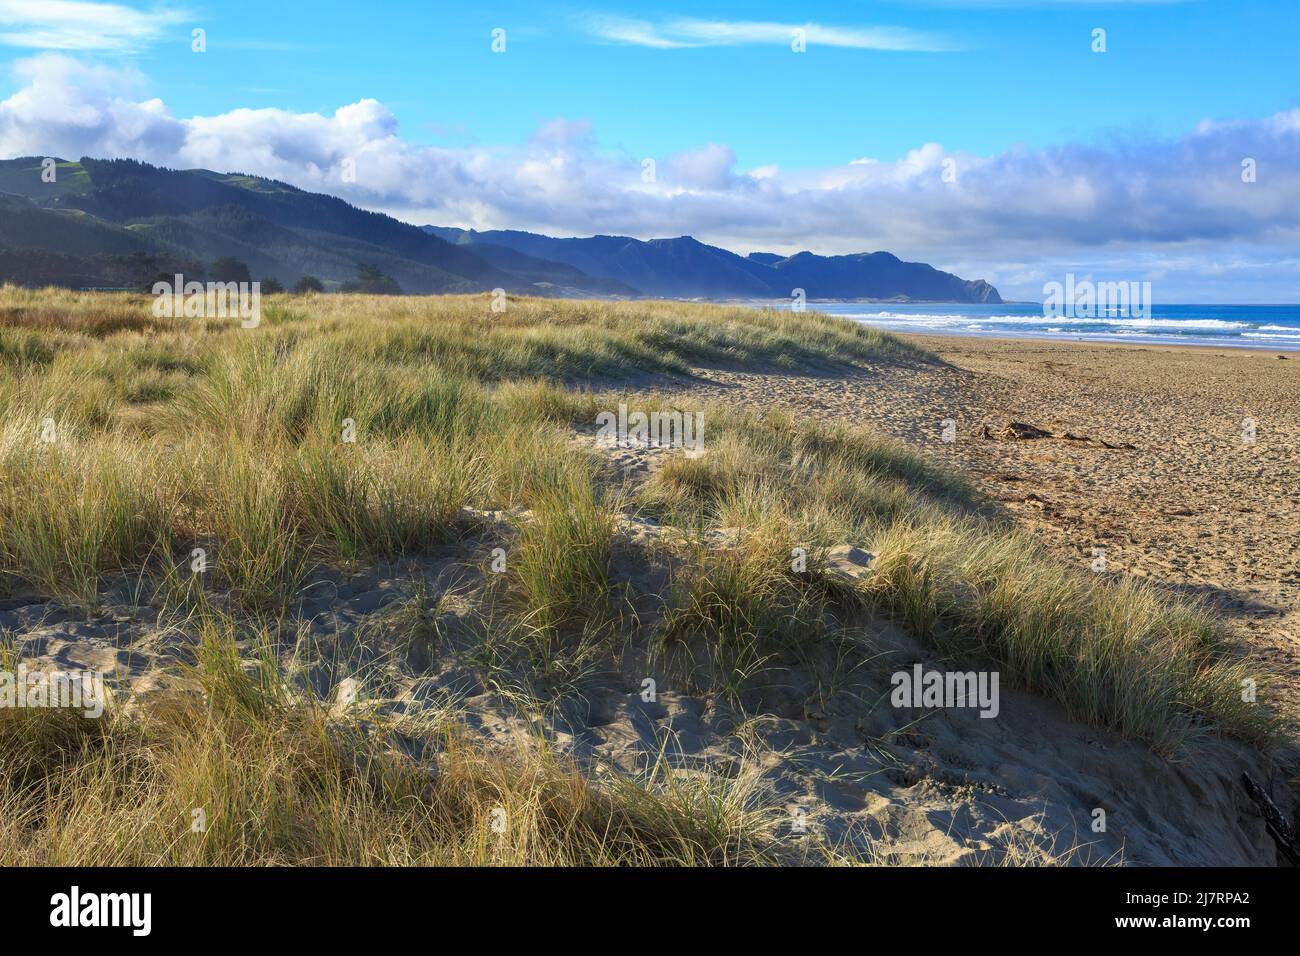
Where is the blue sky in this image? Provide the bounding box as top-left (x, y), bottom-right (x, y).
top-left (130, 1), bottom-right (1297, 167)
top-left (0, 0), bottom-right (1298, 301)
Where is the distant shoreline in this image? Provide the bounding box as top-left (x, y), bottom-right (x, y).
top-left (746, 300), bottom-right (1300, 353)
top-left (900, 330), bottom-right (1300, 355)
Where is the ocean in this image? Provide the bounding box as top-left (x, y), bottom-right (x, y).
top-left (749, 302), bottom-right (1300, 351)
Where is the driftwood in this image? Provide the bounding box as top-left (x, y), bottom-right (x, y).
top-left (1242, 772), bottom-right (1300, 866)
top-left (979, 420), bottom-right (1139, 449)
top-left (1001, 421), bottom-right (1054, 440)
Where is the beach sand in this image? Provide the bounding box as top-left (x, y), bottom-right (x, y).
top-left (6, 331), bottom-right (1295, 865)
top-left (676, 336), bottom-right (1300, 728)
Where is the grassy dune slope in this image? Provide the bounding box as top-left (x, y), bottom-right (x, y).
top-left (0, 287), bottom-right (1277, 865)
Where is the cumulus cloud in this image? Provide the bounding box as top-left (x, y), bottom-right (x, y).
top-left (664, 143), bottom-right (737, 191)
top-left (0, 54), bottom-right (180, 156)
top-left (0, 1), bottom-right (188, 53)
top-left (2, 54), bottom-right (1298, 299)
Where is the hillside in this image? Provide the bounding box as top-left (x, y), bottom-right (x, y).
top-left (0, 157), bottom-right (617, 296)
top-left (0, 156), bottom-right (1001, 302)
top-left (428, 226), bottom-right (1002, 303)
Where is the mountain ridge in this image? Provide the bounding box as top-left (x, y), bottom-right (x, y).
top-left (426, 226), bottom-right (1002, 303)
top-left (0, 156), bottom-right (1000, 303)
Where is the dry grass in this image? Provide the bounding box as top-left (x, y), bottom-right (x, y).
top-left (0, 612), bottom-right (775, 866)
top-left (0, 285), bottom-right (1279, 865)
top-left (636, 405), bottom-right (1276, 752)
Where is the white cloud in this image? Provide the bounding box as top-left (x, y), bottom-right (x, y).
top-left (579, 15), bottom-right (956, 52)
top-left (0, 1), bottom-right (188, 52)
top-left (0, 54), bottom-right (178, 156)
top-left (664, 143), bottom-right (736, 191)
top-left (2, 54), bottom-right (1299, 300)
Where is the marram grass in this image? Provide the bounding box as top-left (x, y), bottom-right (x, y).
top-left (0, 287), bottom-right (1280, 865)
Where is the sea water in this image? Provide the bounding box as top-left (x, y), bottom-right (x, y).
top-left (747, 301), bottom-right (1300, 351)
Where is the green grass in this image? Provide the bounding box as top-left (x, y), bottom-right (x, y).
top-left (0, 285), bottom-right (1280, 865)
top-left (510, 469), bottom-right (618, 634)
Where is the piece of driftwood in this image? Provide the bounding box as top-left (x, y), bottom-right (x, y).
top-left (1242, 772), bottom-right (1300, 866)
top-left (1001, 421), bottom-right (1054, 440)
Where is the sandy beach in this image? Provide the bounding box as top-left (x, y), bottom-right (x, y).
top-left (678, 336), bottom-right (1300, 727)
